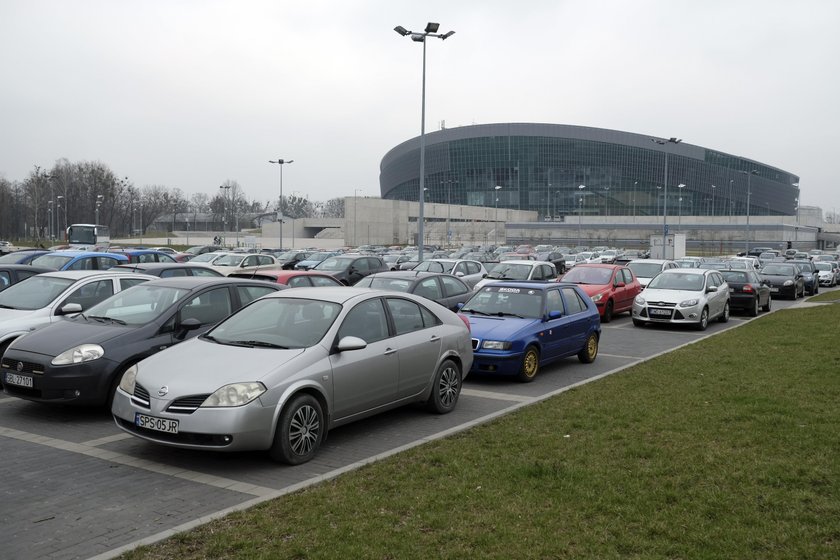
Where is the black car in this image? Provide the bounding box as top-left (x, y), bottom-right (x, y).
top-left (0, 264), bottom-right (54, 292)
top-left (788, 260), bottom-right (819, 295)
top-left (536, 251), bottom-right (567, 274)
top-left (759, 263), bottom-right (805, 299)
top-left (273, 250), bottom-right (314, 270)
top-left (720, 269), bottom-right (771, 316)
top-left (0, 250), bottom-right (50, 264)
top-left (110, 262), bottom-right (224, 277)
top-left (354, 271), bottom-right (473, 311)
top-left (0, 277), bottom-right (284, 407)
top-left (312, 254), bottom-right (388, 285)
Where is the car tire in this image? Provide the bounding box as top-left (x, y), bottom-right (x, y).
top-left (517, 346), bottom-right (540, 383)
top-left (269, 393), bottom-right (324, 465)
top-left (762, 296), bottom-right (771, 312)
top-left (695, 307), bottom-right (709, 331)
top-left (632, 319), bottom-right (645, 327)
top-left (578, 333), bottom-right (599, 363)
top-left (748, 297), bottom-right (759, 317)
top-left (718, 301), bottom-right (730, 323)
top-left (426, 359), bottom-right (461, 414)
top-left (602, 300), bottom-right (614, 323)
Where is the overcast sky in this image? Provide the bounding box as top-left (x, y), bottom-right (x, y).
top-left (2, 0), bottom-right (838, 211)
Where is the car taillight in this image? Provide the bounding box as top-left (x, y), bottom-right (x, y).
top-left (742, 284), bottom-right (754, 293)
top-left (458, 314), bottom-right (471, 332)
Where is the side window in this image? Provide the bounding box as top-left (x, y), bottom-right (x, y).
top-left (311, 276), bottom-right (339, 287)
top-left (385, 298), bottom-right (425, 335)
top-left (159, 254), bottom-right (176, 263)
top-left (453, 263), bottom-right (467, 276)
top-left (68, 258), bottom-right (93, 271)
top-left (139, 254), bottom-right (154, 263)
top-left (180, 287), bottom-right (232, 325)
top-left (0, 271), bottom-right (10, 288)
top-left (287, 276), bottom-right (312, 288)
top-left (17, 271), bottom-right (39, 282)
top-left (191, 267), bottom-right (219, 277)
top-left (120, 277), bottom-right (149, 290)
top-left (530, 266), bottom-right (543, 280)
top-left (414, 277), bottom-right (443, 300)
top-left (440, 276), bottom-right (468, 297)
top-left (161, 268), bottom-right (188, 278)
top-left (258, 256), bottom-right (273, 266)
top-left (98, 257), bottom-right (120, 270)
top-left (544, 265), bottom-right (556, 279)
top-left (561, 287), bottom-right (586, 314)
top-left (420, 304), bottom-right (442, 327)
top-left (337, 298), bottom-right (389, 343)
top-left (244, 256), bottom-right (258, 267)
top-left (546, 289), bottom-right (565, 314)
top-left (236, 285), bottom-right (276, 305)
top-left (466, 262), bottom-right (481, 275)
top-left (61, 279), bottom-right (114, 309)
top-left (621, 268), bottom-right (634, 284)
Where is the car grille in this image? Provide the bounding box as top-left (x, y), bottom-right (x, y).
top-left (0, 359), bottom-right (44, 375)
top-left (167, 394), bottom-right (211, 414)
top-left (131, 383), bottom-right (151, 408)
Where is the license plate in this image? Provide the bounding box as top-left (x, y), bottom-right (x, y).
top-left (4, 371), bottom-right (33, 388)
top-left (135, 413), bottom-right (179, 434)
top-left (649, 308), bottom-right (672, 317)
top-left (770, 287), bottom-right (779, 293)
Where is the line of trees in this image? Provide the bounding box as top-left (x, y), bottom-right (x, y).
top-left (0, 159), bottom-right (347, 240)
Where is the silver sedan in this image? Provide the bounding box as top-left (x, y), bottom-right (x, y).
top-left (112, 287), bottom-right (473, 464)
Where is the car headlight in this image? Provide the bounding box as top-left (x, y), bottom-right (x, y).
top-left (118, 363), bottom-right (138, 394)
top-left (201, 382), bottom-right (266, 407)
top-left (481, 340), bottom-right (512, 350)
top-left (591, 292), bottom-right (605, 302)
top-left (679, 299), bottom-right (699, 307)
top-left (634, 295), bottom-right (646, 305)
top-left (783, 280), bottom-right (793, 286)
top-left (51, 344), bottom-right (104, 366)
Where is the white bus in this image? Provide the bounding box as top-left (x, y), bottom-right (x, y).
top-left (66, 224), bottom-right (111, 250)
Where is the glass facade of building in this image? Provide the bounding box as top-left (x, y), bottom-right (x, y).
top-left (380, 123), bottom-right (800, 220)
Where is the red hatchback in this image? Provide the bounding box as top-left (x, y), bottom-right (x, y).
top-left (228, 269), bottom-right (344, 288)
top-left (558, 264), bottom-right (642, 322)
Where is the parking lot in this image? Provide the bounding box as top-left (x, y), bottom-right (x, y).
top-left (0, 296), bottom-right (811, 560)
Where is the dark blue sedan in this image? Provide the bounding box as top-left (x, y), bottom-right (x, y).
top-left (458, 281), bottom-right (601, 382)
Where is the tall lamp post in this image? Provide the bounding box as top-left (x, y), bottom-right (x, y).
top-left (577, 184), bottom-right (586, 246)
top-left (494, 185), bottom-right (502, 246)
top-left (94, 194), bottom-right (104, 225)
top-left (219, 185), bottom-right (231, 236)
top-left (269, 158), bottom-right (294, 249)
top-left (442, 177), bottom-right (456, 246)
top-left (353, 188), bottom-right (363, 247)
top-left (710, 184), bottom-right (717, 217)
top-left (394, 22), bottom-right (455, 261)
top-left (677, 184), bottom-right (686, 229)
top-left (56, 195), bottom-right (64, 240)
top-left (47, 200), bottom-right (54, 240)
top-left (651, 137), bottom-right (682, 256)
top-left (632, 181), bottom-right (638, 222)
top-left (740, 169), bottom-right (758, 254)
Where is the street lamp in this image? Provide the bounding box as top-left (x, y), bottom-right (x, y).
top-left (740, 169), bottom-right (758, 254)
top-left (353, 188), bottom-right (363, 247)
top-left (632, 181), bottom-right (638, 222)
top-left (441, 177), bottom-right (456, 247)
top-left (728, 179), bottom-right (734, 223)
top-left (677, 184), bottom-right (686, 229)
top-left (577, 184), bottom-right (586, 246)
top-left (56, 195), bottom-right (64, 240)
top-left (47, 200), bottom-right (54, 240)
top-left (554, 191), bottom-right (561, 222)
top-left (268, 158), bottom-right (294, 249)
top-left (94, 194), bottom-right (104, 225)
top-left (494, 185), bottom-right (502, 246)
top-left (394, 22), bottom-right (455, 261)
top-left (219, 185), bottom-right (231, 235)
top-left (711, 184), bottom-right (717, 216)
top-left (651, 137), bottom-right (682, 256)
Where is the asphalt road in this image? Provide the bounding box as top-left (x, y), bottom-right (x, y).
top-left (0, 293), bottom-right (817, 560)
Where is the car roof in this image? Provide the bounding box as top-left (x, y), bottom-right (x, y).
top-left (569, 263), bottom-right (621, 270)
top-left (131, 276), bottom-right (285, 289)
top-left (112, 262), bottom-right (215, 271)
top-left (477, 280), bottom-right (562, 291)
top-left (36, 270), bottom-right (153, 280)
top-left (0, 264), bottom-right (55, 272)
top-left (260, 286), bottom-right (403, 304)
top-left (490, 259), bottom-right (547, 266)
top-left (39, 250), bottom-right (127, 258)
top-left (658, 268), bottom-right (708, 275)
top-left (365, 271), bottom-right (457, 282)
top-left (630, 258), bottom-right (672, 264)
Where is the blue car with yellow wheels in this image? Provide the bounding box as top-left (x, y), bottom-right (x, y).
top-left (458, 281), bottom-right (601, 382)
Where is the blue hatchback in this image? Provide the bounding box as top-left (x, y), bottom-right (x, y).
top-left (459, 281), bottom-right (601, 382)
top-left (29, 250), bottom-right (129, 271)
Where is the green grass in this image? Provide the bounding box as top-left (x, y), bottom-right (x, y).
top-left (122, 306), bottom-right (840, 560)
top-left (807, 290), bottom-right (840, 303)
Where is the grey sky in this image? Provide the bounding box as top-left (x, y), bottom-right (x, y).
top-left (1, 0), bottom-right (838, 211)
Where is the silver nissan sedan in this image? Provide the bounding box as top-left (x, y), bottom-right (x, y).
top-left (112, 287), bottom-right (473, 464)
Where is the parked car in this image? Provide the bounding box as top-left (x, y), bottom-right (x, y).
top-left (30, 250), bottom-right (129, 271)
top-left (112, 249), bottom-right (178, 264)
top-left (0, 271), bottom-right (153, 358)
top-left (111, 263), bottom-right (224, 278)
top-left (228, 269), bottom-right (343, 288)
top-left (1, 277), bottom-right (283, 407)
top-left (814, 261), bottom-right (838, 287)
top-left (632, 268), bottom-right (730, 330)
top-left (271, 250), bottom-right (315, 270)
top-left (0, 264), bottom-right (55, 292)
top-left (355, 271), bottom-right (472, 311)
top-left (294, 252), bottom-right (340, 270)
top-left (559, 264), bottom-right (642, 322)
top-left (759, 262), bottom-right (805, 299)
top-left (459, 281), bottom-right (601, 382)
top-left (313, 254), bottom-right (389, 285)
top-left (185, 245), bottom-right (224, 256)
top-left (111, 287), bottom-right (472, 464)
top-left (0, 241), bottom-right (15, 254)
top-left (411, 259), bottom-right (488, 289)
top-left (627, 259), bottom-right (679, 286)
top-left (535, 251), bottom-right (567, 274)
top-left (788, 260), bottom-right (819, 295)
top-left (719, 269), bottom-right (772, 316)
top-left (473, 260), bottom-right (557, 291)
top-left (0, 250), bottom-right (50, 264)
top-left (202, 253), bottom-right (280, 276)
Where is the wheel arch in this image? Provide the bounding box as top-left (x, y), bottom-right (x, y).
top-left (269, 383), bottom-right (331, 444)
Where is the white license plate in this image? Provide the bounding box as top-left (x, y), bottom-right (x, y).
top-left (770, 287), bottom-right (779, 293)
top-left (649, 308), bottom-right (672, 317)
top-left (4, 371), bottom-right (33, 388)
top-left (135, 413), bottom-right (179, 434)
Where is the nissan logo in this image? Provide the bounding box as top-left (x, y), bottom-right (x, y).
top-left (158, 386), bottom-right (169, 397)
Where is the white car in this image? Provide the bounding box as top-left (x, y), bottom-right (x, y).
top-left (203, 253), bottom-right (280, 276)
top-left (814, 261), bottom-right (838, 287)
top-left (473, 260), bottom-right (557, 291)
top-left (411, 259), bottom-right (488, 289)
top-left (564, 253), bottom-right (588, 269)
top-left (627, 259), bottom-right (679, 286)
top-left (0, 270), bottom-right (154, 358)
top-left (632, 268), bottom-right (730, 331)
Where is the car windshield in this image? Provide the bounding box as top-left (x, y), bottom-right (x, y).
top-left (721, 271), bottom-right (749, 283)
top-left (357, 277), bottom-right (413, 292)
top-left (207, 297), bottom-right (341, 349)
top-left (414, 261), bottom-right (455, 273)
top-left (647, 273), bottom-right (705, 291)
top-left (485, 263), bottom-right (532, 280)
top-left (675, 260), bottom-right (699, 268)
top-left (562, 267), bottom-right (613, 285)
top-left (190, 253), bottom-right (224, 263)
top-left (0, 275), bottom-right (75, 310)
top-left (315, 257), bottom-right (353, 271)
top-left (814, 262), bottom-right (832, 271)
top-left (83, 285), bottom-right (190, 325)
top-left (628, 262), bottom-right (666, 278)
top-left (30, 254), bottom-right (74, 269)
top-left (761, 265), bottom-right (796, 275)
top-left (462, 286), bottom-right (544, 319)
top-left (212, 254), bottom-right (247, 266)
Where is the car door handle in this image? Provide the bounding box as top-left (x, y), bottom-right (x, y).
top-left (384, 348), bottom-right (397, 355)
top-left (429, 335), bottom-right (440, 342)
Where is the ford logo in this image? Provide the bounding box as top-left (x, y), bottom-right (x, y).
top-left (158, 386), bottom-right (169, 397)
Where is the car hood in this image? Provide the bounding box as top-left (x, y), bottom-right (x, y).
top-left (9, 318), bottom-right (136, 356)
top-left (639, 288), bottom-right (703, 304)
top-left (133, 337), bottom-right (306, 395)
top-left (0, 308), bottom-right (49, 336)
top-left (461, 314), bottom-right (534, 339)
top-left (573, 283), bottom-right (610, 297)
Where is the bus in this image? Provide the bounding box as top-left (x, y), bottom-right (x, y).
top-left (66, 224), bottom-right (111, 250)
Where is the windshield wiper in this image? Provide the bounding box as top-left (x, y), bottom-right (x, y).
top-left (232, 340), bottom-right (289, 349)
top-left (461, 308), bottom-right (490, 316)
top-left (88, 315), bottom-right (127, 325)
top-left (0, 304), bottom-right (18, 309)
top-left (496, 311), bottom-right (524, 318)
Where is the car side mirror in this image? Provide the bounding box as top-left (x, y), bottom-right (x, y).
top-left (455, 271), bottom-right (464, 277)
top-left (175, 317), bottom-right (202, 340)
top-left (58, 303), bottom-right (83, 315)
top-left (337, 336), bottom-right (367, 352)
top-left (456, 302), bottom-right (465, 310)
top-left (706, 285), bottom-right (718, 293)
top-left (615, 281), bottom-right (626, 288)
top-left (547, 310), bottom-right (563, 320)
top-left (482, 273), bottom-right (488, 278)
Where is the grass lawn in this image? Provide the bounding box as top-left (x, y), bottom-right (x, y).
top-left (122, 305), bottom-right (840, 560)
top-left (807, 290), bottom-right (840, 303)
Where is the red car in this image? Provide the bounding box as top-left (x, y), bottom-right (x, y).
top-left (558, 264), bottom-right (642, 322)
top-left (228, 269), bottom-right (344, 288)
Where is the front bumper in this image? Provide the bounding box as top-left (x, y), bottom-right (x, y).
top-left (469, 349), bottom-right (525, 376)
top-left (632, 302), bottom-right (704, 325)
